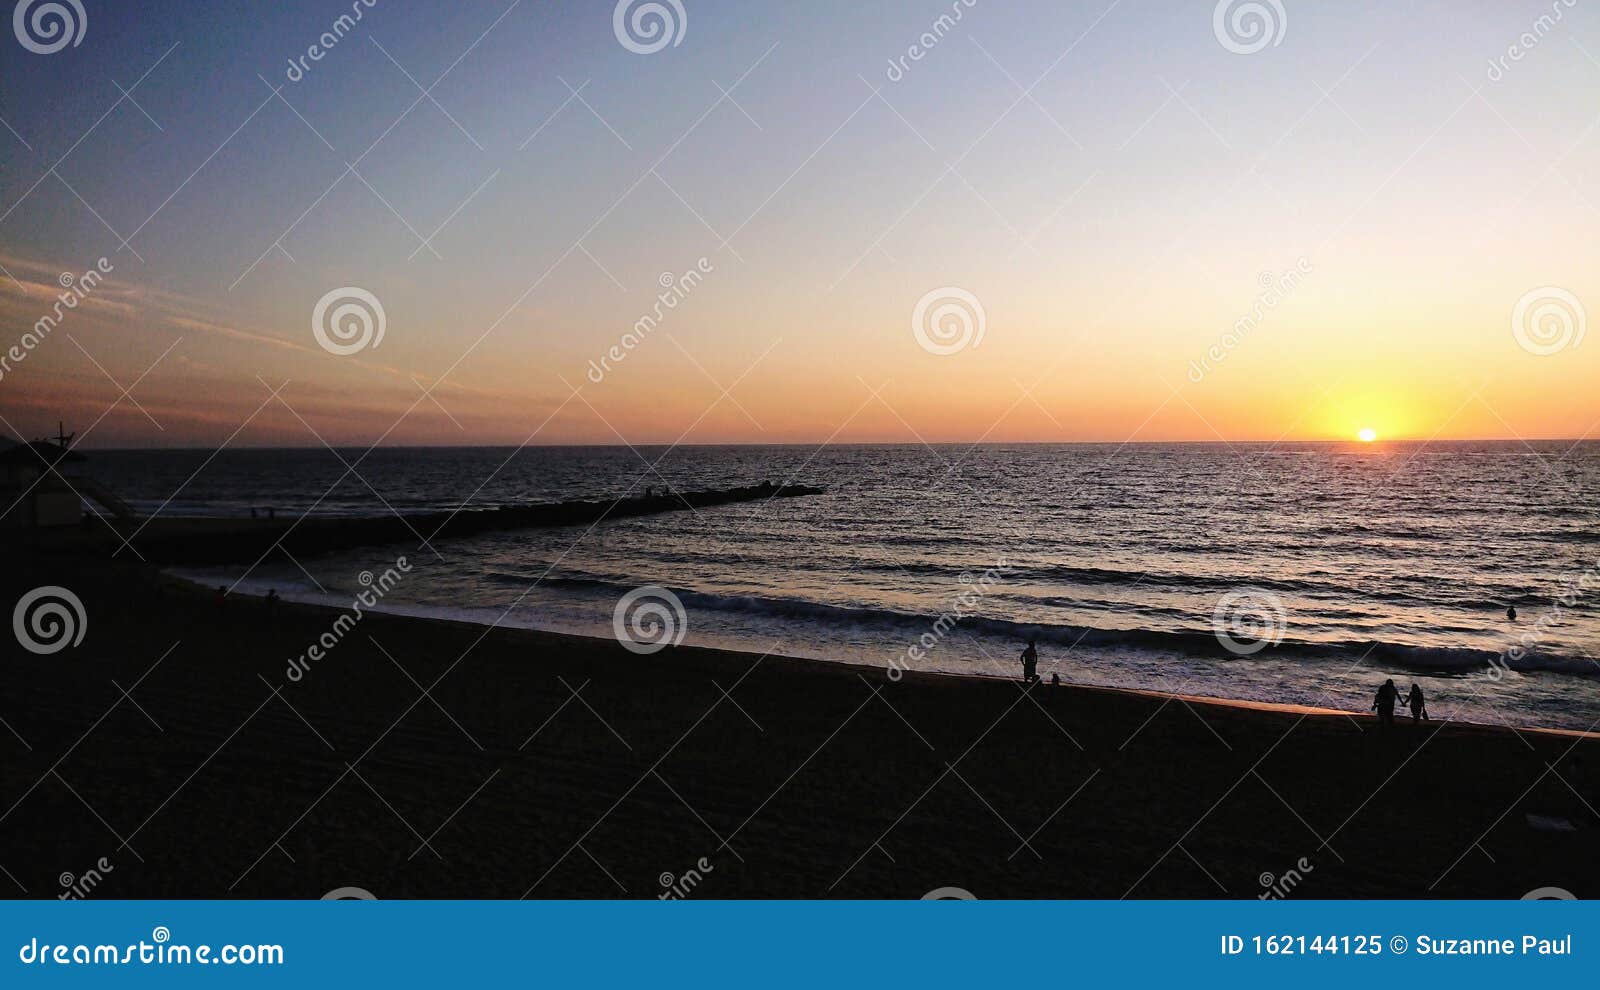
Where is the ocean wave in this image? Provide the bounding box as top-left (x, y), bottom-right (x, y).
top-left (496, 574), bottom-right (1600, 678)
top-left (492, 559), bottom-right (1583, 623)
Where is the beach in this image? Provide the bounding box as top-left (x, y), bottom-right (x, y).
top-left (3, 546), bottom-right (1595, 900)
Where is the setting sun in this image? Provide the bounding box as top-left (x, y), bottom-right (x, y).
top-left (1358, 428), bottom-right (1378, 443)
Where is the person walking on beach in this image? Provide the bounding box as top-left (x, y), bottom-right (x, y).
top-left (1403, 682), bottom-right (1428, 723)
top-left (1507, 605), bottom-right (1517, 621)
top-left (1019, 639), bottom-right (1039, 685)
top-left (1371, 678), bottom-right (1401, 730)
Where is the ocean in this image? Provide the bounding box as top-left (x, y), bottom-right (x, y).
top-left (87, 441), bottom-right (1600, 732)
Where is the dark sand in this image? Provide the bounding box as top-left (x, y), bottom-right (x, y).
top-left (2, 548), bottom-right (1596, 900)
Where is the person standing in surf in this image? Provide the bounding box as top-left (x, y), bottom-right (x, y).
top-left (1019, 639), bottom-right (1039, 685)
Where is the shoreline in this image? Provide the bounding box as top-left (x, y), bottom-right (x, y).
top-left (186, 570), bottom-right (1600, 742)
top-left (4, 546), bottom-right (1597, 898)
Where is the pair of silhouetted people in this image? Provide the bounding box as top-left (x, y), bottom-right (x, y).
top-left (1019, 639), bottom-right (1039, 684)
top-left (1372, 678), bottom-right (1428, 729)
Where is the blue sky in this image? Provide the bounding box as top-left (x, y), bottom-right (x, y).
top-left (2, 0), bottom-right (1598, 446)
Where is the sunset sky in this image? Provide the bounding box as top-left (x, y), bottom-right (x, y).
top-left (2, 0), bottom-right (1597, 447)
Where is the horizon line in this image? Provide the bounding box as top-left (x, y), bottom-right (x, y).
top-left (36, 436), bottom-right (1600, 453)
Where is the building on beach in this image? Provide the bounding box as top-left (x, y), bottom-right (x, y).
top-left (0, 438), bottom-right (133, 529)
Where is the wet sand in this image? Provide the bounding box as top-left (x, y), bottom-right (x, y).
top-left (2, 548), bottom-right (1596, 899)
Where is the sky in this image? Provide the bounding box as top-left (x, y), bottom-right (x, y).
top-left (1, 0), bottom-right (1597, 448)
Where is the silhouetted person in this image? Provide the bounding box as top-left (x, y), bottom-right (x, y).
top-left (214, 586), bottom-right (227, 611)
top-left (1051, 672), bottom-right (1061, 689)
top-left (250, 507), bottom-right (258, 519)
top-left (1403, 682), bottom-right (1428, 723)
top-left (1507, 605), bottom-right (1517, 621)
top-left (1371, 678), bottom-right (1401, 730)
top-left (1019, 639), bottom-right (1039, 684)
top-left (266, 506), bottom-right (276, 520)
top-left (265, 589), bottom-right (280, 614)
